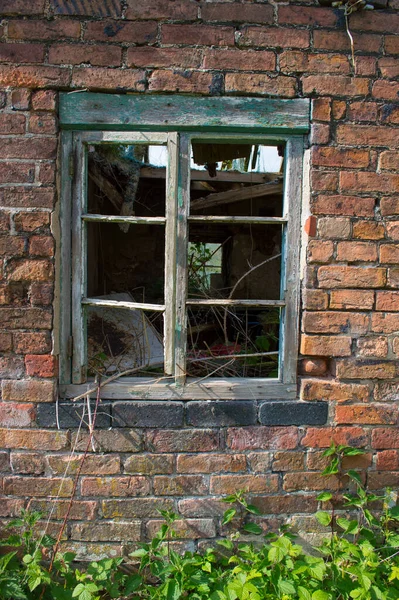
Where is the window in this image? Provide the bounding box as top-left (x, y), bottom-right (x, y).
top-left (58, 94), bottom-right (309, 400)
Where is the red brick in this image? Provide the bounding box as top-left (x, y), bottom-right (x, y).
top-left (0, 188), bottom-right (54, 209)
top-left (350, 10), bottom-right (399, 33)
top-left (0, 42), bottom-right (44, 63)
top-left (302, 426), bottom-right (368, 448)
top-left (238, 27), bottom-right (310, 49)
top-left (313, 30), bottom-right (381, 53)
top-left (380, 104), bottom-right (399, 125)
top-left (272, 452), bottom-right (304, 472)
top-left (336, 124), bottom-right (399, 147)
top-left (386, 36), bottom-right (399, 55)
top-left (102, 498), bottom-right (173, 519)
top-left (2, 378), bottom-right (52, 403)
top-left (381, 198), bottom-right (399, 217)
top-left (0, 236), bottom-right (25, 257)
top-left (283, 472), bottom-right (340, 492)
top-left (81, 476), bottom-right (150, 497)
top-left (226, 427), bottom-right (298, 450)
top-left (300, 379), bottom-right (370, 403)
top-left (355, 56), bottom-right (377, 77)
top-left (0, 332), bottom-right (12, 352)
top-left (0, 0), bottom-right (45, 15)
top-left (372, 428), bottom-right (399, 449)
top-left (0, 163), bottom-right (34, 184)
top-left (0, 64), bottom-right (69, 88)
top-left (14, 212), bottom-right (50, 233)
top-left (202, 3), bottom-right (273, 23)
top-left (317, 266), bottom-right (386, 289)
top-left (336, 241), bottom-right (377, 262)
top-left (300, 335), bottom-right (352, 357)
top-left (177, 453), bottom-right (246, 474)
top-left (211, 474), bottom-right (278, 494)
top-left (386, 222), bottom-right (399, 241)
top-left (372, 313), bottom-right (399, 334)
top-left (0, 428), bottom-right (68, 450)
top-left (10, 452), bottom-right (45, 475)
top-left (128, 47), bottom-right (202, 69)
top-left (0, 113), bottom-right (25, 134)
top-left (8, 19), bottom-right (80, 40)
top-left (0, 355), bottom-right (25, 378)
top-left (388, 268), bottom-right (399, 288)
top-left (154, 475), bottom-right (208, 495)
top-left (8, 259), bottom-right (53, 282)
top-left (393, 337), bottom-right (399, 355)
top-left (29, 236), bottom-right (54, 257)
top-left (47, 454), bottom-right (120, 475)
top-left (300, 358), bottom-right (328, 376)
top-left (378, 57), bottom-right (399, 79)
top-left (336, 404), bottom-right (397, 425)
top-left (52, 0), bottom-right (121, 17)
top-left (0, 137), bottom-right (57, 160)
top-left (31, 90), bottom-right (57, 111)
top-left (368, 472), bottom-right (399, 490)
top-left (73, 429), bottom-right (142, 453)
top-left (126, 0), bottom-right (197, 20)
top-left (162, 24), bottom-right (234, 46)
top-left (49, 44), bottom-right (122, 67)
top-left (178, 497), bottom-right (228, 518)
top-left (380, 244), bottom-right (399, 264)
top-left (279, 5), bottom-right (338, 26)
top-left (341, 171), bottom-right (399, 194)
top-left (302, 289), bottom-right (328, 310)
top-left (0, 498), bottom-right (25, 517)
top-left (124, 454), bottom-right (173, 475)
top-left (348, 101), bottom-right (378, 122)
top-left (313, 195), bottom-right (375, 217)
top-left (376, 450), bottom-right (399, 470)
top-left (330, 100), bottom-right (346, 120)
top-left (379, 151), bottom-right (399, 171)
top-left (10, 89), bottom-right (30, 111)
top-left (310, 123), bottom-right (330, 145)
top-left (4, 476), bottom-right (73, 497)
top-left (250, 494), bottom-right (318, 515)
top-left (0, 402), bottom-right (35, 427)
top-left (307, 240), bottom-right (333, 263)
top-left (72, 521), bottom-right (141, 542)
top-left (84, 20), bottom-right (157, 44)
top-left (311, 171), bottom-right (338, 192)
top-left (146, 518), bottom-right (216, 540)
top-left (357, 336), bottom-right (388, 357)
top-left (149, 70), bottom-right (214, 94)
top-left (312, 147), bottom-right (369, 168)
top-left (374, 381), bottom-right (399, 402)
top-left (312, 98), bottom-right (331, 122)
top-left (302, 75), bottom-right (369, 97)
top-left (30, 282), bottom-right (53, 305)
top-left (247, 452), bottom-right (272, 472)
top-left (0, 308), bottom-right (52, 329)
top-left (145, 429), bottom-right (219, 452)
top-left (0, 212), bottom-right (9, 232)
top-left (25, 354), bottom-right (57, 377)
top-left (376, 291), bottom-right (399, 311)
top-left (28, 114), bottom-right (57, 135)
top-left (72, 67), bottom-right (145, 92)
top-left (28, 499), bottom-right (97, 520)
top-left (317, 217), bottom-right (351, 239)
top-left (303, 311), bottom-right (369, 334)
top-left (281, 51), bottom-right (349, 74)
top-left (203, 49), bottom-right (275, 71)
top-left (353, 220), bottom-right (385, 240)
top-left (38, 163), bottom-right (56, 185)
top-left (225, 73), bottom-right (296, 97)
top-left (336, 359), bottom-right (397, 379)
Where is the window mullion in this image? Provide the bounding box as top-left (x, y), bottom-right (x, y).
top-left (174, 134), bottom-right (190, 385)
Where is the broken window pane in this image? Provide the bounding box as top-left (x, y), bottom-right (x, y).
top-left (86, 222), bottom-right (165, 304)
top-left (190, 143), bottom-right (283, 217)
top-left (86, 301), bottom-right (164, 378)
top-left (87, 144), bottom-right (167, 217)
top-left (187, 223), bottom-right (282, 301)
top-left (186, 306), bottom-right (280, 379)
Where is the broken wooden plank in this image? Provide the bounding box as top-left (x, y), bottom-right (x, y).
top-left (190, 181), bottom-right (283, 211)
top-left (188, 216), bottom-right (287, 224)
top-left (140, 166), bottom-right (277, 184)
top-left (88, 162), bottom-right (124, 212)
top-left (82, 214), bottom-right (166, 225)
top-left (82, 297), bottom-right (165, 312)
top-left (186, 299), bottom-right (285, 307)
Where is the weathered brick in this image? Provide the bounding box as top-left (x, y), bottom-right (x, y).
top-left (146, 518), bottom-right (216, 539)
top-left (0, 402), bottom-right (35, 427)
top-left (162, 24), bottom-right (234, 46)
top-left (124, 454), bottom-right (174, 475)
top-left (187, 401), bottom-right (256, 426)
top-left (300, 379), bottom-right (370, 403)
top-left (4, 476), bottom-right (73, 497)
top-left (355, 56), bottom-right (377, 77)
top-left (72, 67), bottom-right (145, 92)
top-left (272, 452), bottom-right (304, 472)
top-left (372, 313), bottom-right (399, 334)
top-left (335, 359), bottom-right (397, 379)
top-left (380, 244), bottom-right (399, 264)
top-left (29, 282), bottom-right (53, 306)
top-left (227, 427), bottom-right (298, 450)
top-left (300, 358), bottom-right (328, 376)
top-left (126, 0), bottom-right (197, 20)
top-left (37, 402), bottom-right (111, 429)
top-left (301, 335), bottom-right (351, 357)
top-left (8, 19), bottom-right (80, 40)
top-left (376, 291), bottom-right (399, 311)
top-left (225, 73), bottom-right (296, 97)
top-left (0, 236), bottom-right (25, 257)
top-left (0, 212), bottom-right (10, 233)
top-left (336, 241), bottom-right (378, 263)
top-left (284, 472), bottom-right (340, 492)
top-left (0, 332), bottom-right (12, 352)
top-left (317, 217), bottom-right (351, 239)
top-left (330, 290), bottom-right (374, 311)
top-left (378, 57), bottom-right (399, 78)
top-left (28, 115), bottom-right (57, 135)
top-left (149, 70), bottom-right (215, 94)
top-left (278, 5), bottom-right (338, 26)
top-left (388, 268), bottom-right (399, 288)
top-left (0, 428), bottom-right (68, 450)
top-left (0, 0), bottom-right (45, 15)
top-left (302, 426), bottom-right (368, 448)
top-left (52, 0), bottom-right (121, 17)
top-left (38, 163), bottom-right (56, 185)
top-left (379, 151), bottom-right (399, 171)
top-left (336, 124), bottom-right (399, 147)
top-left (128, 47), bottom-right (202, 69)
top-left (81, 476), bottom-right (150, 497)
top-left (47, 454), bottom-right (120, 475)
top-left (0, 138), bottom-right (57, 160)
top-left (0, 498), bottom-right (25, 517)
top-left (310, 123), bottom-right (330, 145)
top-left (372, 427), bottom-right (399, 449)
top-left (14, 212), bottom-right (50, 232)
top-left (350, 9), bottom-right (399, 32)
top-left (11, 452), bottom-right (45, 474)
top-left (178, 497), bottom-right (228, 517)
top-left (2, 378), bottom-right (55, 404)
top-left (28, 499), bottom-right (97, 520)
top-left (357, 336), bottom-right (388, 357)
top-left (0, 65), bottom-right (71, 88)
top-left (373, 381), bottom-right (399, 402)
top-left (307, 240), bottom-right (333, 263)
top-left (373, 80), bottom-right (399, 101)
top-left (49, 44), bottom-right (122, 67)
top-left (8, 259), bottom-right (53, 282)
top-left (281, 51), bottom-right (349, 74)
top-left (302, 75), bottom-right (369, 97)
top-left (31, 90), bottom-right (57, 111)
top-left (302, 289), bottom-right (329, 310)
top-left (238, 27), bottom-right (310, 49)
top-left (381, 198), bottom-right (399, 217)
top-left (0, 162), bottom-right (35, 183)
top-left (340, 171), bottom-right (399, 194)
top-left (247, 452), bottom-right (272, 473)
top-left (336, 404), bottom-right (397, 425)
top-left (84, 20), bottom-right (157, 43)
top-left (312, 98), bottom-right (331, 122)
top-left (72, 521), bottom-right (141, 542)
top-left (0, 113), bottom-right (26, 134)
top-left (313, 30), bottom-right (381, 53)
top-left (29, 236), bottom-right (54, 257)
top-left (177, 453), bottom-right (246, 474)
top-left (102, 498), bottom-right (174, 519)
top-left (376, 450), bottom-right (399, 470)
top-left (368, 472), bottom-right (399, 490)
top-left (145, 429), bottom-right (219, 453)
top-left (250, 494), bottom-right (318, 515)
top-left (385, 35), bottom-right (399, 55)
top-left (0, 355), bottom-right (24, 378)
top-left (318, 266), bottom-right (386, 289)
top-left (202, 49), bottom-right (275, 71)
top-left (303, 310), bottom-right (369, 334)
top-left (313, 195), bottom-right (375, 217)
top-left (72, 430), bottom-right (142, 453)
top-left (210, 474), bottom-right (278, 494)
top-left (0, 42), bottom-right (44, 63)
top-left (154, 475), bottom-right (208, 496)
top-left (0, 187), bottom-right (54, 209)
top-left (260, 401), bottom-right (328, 425)
top-left (312, 147), bottom-right (369, 168)
top-left (348, 101), bottom-right (378, 122)
top-left (353, 221), bottom-right (385, 240)
top-left (112, 402), bottom-right (183, 428)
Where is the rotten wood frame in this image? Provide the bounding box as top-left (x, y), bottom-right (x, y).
top-left (58, 94), bottom-right (309, 400)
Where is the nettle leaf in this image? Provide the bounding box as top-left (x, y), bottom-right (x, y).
top-left (246, 504), bottom-right (261, 515)
top-left (222, 509), bottom-right (236, 526)
top-left (298, 587), bottom-right (312, 600)
top-left (278, 580), bottom-right (296, 595)
top-left (315, 511), bottom-right (332, 527)
top-left (164, 579), bottom-right (181, 600)
top-left (312, 591), bottom-right (331, 600)
top-left (317, 493), bottom-right (333, 502)
top-left (343, 448), bottom-right (365, 456)
top-left (243, 523), bottom-right (263, 535)
top-left (347, 470), bottom-right (362, 485)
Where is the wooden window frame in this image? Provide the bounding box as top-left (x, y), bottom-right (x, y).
top-left (58, 93), bottom-right (310, 400)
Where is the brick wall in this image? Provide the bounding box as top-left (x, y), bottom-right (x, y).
top-left (0, 0), bottom-right (398, 558)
